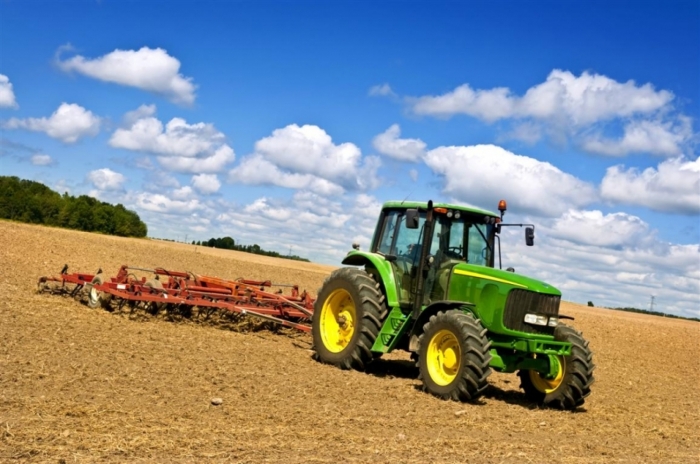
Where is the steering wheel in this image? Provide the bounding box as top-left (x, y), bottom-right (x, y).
top-left (445, 245), bottom-right (463, 259)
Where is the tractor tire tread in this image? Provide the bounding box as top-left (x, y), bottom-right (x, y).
top-left (518, 323), bottom-right (595, 410)
top-left (416, 310), bottom-right (491, 402)
top-left (312, 267), bottom-right (386, 371)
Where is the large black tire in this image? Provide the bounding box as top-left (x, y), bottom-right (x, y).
top-left (518, 323), bottom-right (595, 410)
top-left (312, 267), bottom-right (385, 370)
top-left (417, 310), bottom-right (492, 401)
top-left (85, 275), bottom-right (111, 309)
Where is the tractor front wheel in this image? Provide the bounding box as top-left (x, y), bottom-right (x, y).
top-left (312, 267), bottom-right (385, 370)
top-left (417, 310), bottom-right (492, 401)
top-left (518, 323), bottom-right (595, 410)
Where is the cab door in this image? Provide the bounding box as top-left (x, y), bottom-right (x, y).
top-left (375, 210), bottom-right (424, 306)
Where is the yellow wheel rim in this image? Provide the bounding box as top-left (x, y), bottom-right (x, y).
top-left (319, 288), bottom-right (356, 353)
top-left (426, 329), bottom-right (461, 386)
top-left (529, 356), bottom-right (566, 393)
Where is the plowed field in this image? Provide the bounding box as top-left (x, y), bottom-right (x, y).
top-left (1, 221), bottom-right (698, 463)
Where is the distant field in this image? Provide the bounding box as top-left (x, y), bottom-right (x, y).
top-left (1, 220), bottom-right (698, 463)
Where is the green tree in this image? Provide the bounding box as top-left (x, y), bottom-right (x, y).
top-left (0, 176), bottom-right (147, 238)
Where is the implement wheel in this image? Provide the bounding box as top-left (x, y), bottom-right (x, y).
top-left (85, 274), bottom-right (111, 309)
top-left (143, 279), bottom-right (165, 314)
top-left (312, 267), bottom-right (385, 370)
top-left (518, 323), bottom-right (595, 410)
top-left (417, 310), bottom-right (492, 401)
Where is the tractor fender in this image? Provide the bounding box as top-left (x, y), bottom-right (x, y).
top-left (341, 251), bottom-right (400, 309)
top-left (407, 300), bottom-right (477, 352)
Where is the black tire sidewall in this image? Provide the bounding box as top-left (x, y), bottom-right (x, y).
top-left (543, 324), bottom-right (582, 403)
top-left (520, 323), bottom-right (593, 408)
top-left (418, 316), bottom-right (467, 396)
top-left (312, 270), bottom-right (369, 365)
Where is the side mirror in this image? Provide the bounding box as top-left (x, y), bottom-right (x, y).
top-left (525, 227), bottom-right (535, 246)
top-left (405, 209), bottom-right (420, 229)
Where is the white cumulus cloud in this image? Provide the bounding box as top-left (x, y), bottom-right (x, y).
top-left (88, 168), bottom-right (126, 191)
top-left (582, 118), bottom-right (693, 157)
top-left (109, 105), bottom-right (235, 174)
top-left (412, 69), bottom-right (673, 124)
top-left (172, 185), bottom-right (195, 200)
top-left (157, 145), bottom-right (235, 174)
top-left (214, 193), bottom-right (383, 263)
top-left (3, 103), bottom-right (100, 143)
top-left (56, 46), bottom-right (196, 105)
top-left (30, 154), bottom-right (54, 166)
top-left (547, 210), bottom-right (652, 248)
top-left (408, 69), bottom-right (692, 157)
top-left (229, 124), bottom-right (380, 194)
top-left (424, 144), bottom-right (597, 217)
top-left (372, 124), bottom-right (426, 162)
top-left (0, 74), bottom-right (18, 108)
top-left (135, 192), bottom-right (203, 214)
top-left (230, 154), bottom-right (345, 196)
top-left (191, 173), bottom-right (221, 194)
top-left (600, 156), bottom-right (700, 215)
top-left (412, 84), bottom-right (515, 122)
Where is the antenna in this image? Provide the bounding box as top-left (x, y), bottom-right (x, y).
top-left (649, 295), bottom-right (656, 312)
top-left (400, 185), bottom-right (417, 205)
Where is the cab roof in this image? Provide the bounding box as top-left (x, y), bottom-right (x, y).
top-left (381, 200), bottom-right (499, 218)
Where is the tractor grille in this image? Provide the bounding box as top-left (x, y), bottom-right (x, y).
top-left (503, 289), bottom-right (560, 335)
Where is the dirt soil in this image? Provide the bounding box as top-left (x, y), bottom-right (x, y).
top-left (1, 221), bottom-right (699, 463)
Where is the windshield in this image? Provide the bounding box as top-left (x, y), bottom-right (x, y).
top-left (375, 208), bottom-right (495, 267)
top-left (432, 216), bottom-right (494, 267)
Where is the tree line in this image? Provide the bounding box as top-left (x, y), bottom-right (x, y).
top-left (0, 176), bottom-right (147, 237)
top-left (607, 306), bottom-right (699, 322)
top-left (194, 236), bottom-right (310, 262)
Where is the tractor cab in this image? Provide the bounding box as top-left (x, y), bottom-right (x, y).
top-left (372, 202), bottom-right (498, 307)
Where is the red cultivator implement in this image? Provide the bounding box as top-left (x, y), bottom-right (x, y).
top-left (38, 264), bottom-right (316, 332)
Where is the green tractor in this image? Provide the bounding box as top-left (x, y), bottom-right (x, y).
top-left (312, 200), bottom-right (594, 410)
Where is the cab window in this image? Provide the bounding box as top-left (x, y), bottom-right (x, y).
top-left (377, 210), bottom-right (400, 254)
top-left (465, 223), bottom-right (492, 266)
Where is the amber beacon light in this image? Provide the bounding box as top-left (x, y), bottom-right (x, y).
top-left (498, 199), bottom-right (507, 219)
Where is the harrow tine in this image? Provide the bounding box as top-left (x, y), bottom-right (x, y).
top-left (70, 284), bottom-right (83, 298)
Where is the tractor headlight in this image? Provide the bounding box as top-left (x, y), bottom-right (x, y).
top-left (524, 313), bottom-right (548, 326)
top-left (548, 316), bottom-right (559, 327)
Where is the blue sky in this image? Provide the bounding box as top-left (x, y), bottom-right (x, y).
top-left (1, 0), bottom-right (698, 316)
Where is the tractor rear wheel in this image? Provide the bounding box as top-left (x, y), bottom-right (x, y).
top-left (85, 274), bottom-right (111, 309)
top-left (312, 267), bottom-right (385, 370)
top-left (417, 310), bottom-right (492, 401)
top-left (518, 323), bottom-right (595, 410)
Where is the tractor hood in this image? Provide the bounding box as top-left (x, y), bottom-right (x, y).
top-left (451, 263), bottom-right (561, 296)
